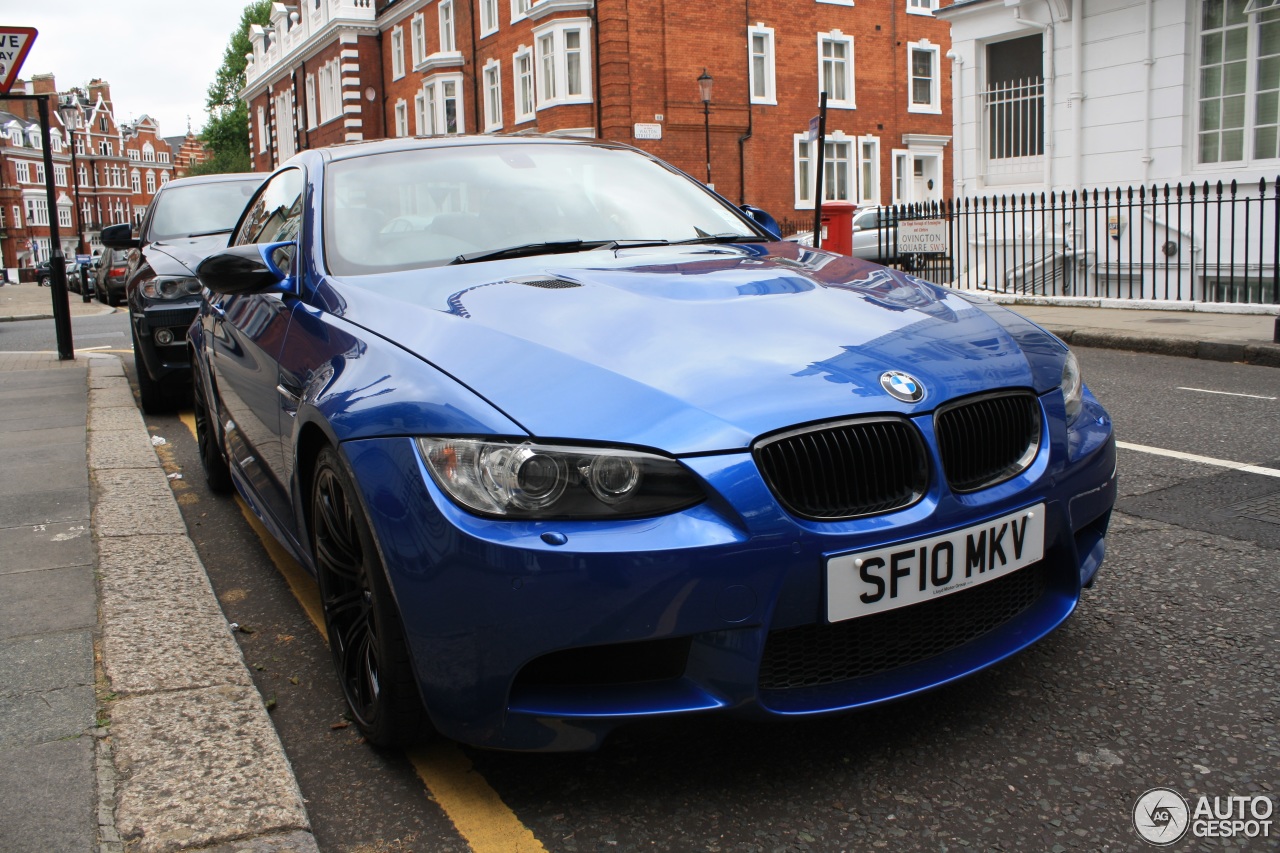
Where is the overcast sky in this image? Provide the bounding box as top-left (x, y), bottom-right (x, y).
top-left (4, 0), bottom-right (252, 138)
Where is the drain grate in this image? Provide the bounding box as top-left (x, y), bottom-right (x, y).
top-left (1229, 491), bottom-right (1280, 525)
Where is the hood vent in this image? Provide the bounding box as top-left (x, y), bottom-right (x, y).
top-left (508, 276), bottom-right (581, 289)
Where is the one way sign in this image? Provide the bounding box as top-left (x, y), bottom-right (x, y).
top-left (0, 27), bottom-right (37, 95)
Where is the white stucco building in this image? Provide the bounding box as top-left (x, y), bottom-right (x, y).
top-left (934, 0), bottom-right (1277, 302)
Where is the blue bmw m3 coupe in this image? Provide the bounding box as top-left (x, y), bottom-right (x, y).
top-left (190, 136), bottom-right (1116, 752)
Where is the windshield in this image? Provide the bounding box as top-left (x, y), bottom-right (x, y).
top-left (323, 143), bottom-right (760, 275)
top-left (146, 179), bottom-right (263, 242)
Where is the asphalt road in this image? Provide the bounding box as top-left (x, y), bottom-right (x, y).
top-left (12, 314), bottom-right (1279, 852)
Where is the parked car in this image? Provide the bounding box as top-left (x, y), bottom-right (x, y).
top-left (191, 136), bottom-right (1116, 752)
top-left (93, 248), bottom-right (130, 306)
top-left (787, 205), bottom-right (901, 262)
top-left (35, 258), bottom-right (80, 289)
top-left (101, 172), bottom-right (265, 413)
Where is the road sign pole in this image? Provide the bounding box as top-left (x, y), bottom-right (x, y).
top-left (35, 95), bottom-right (74, 359)
top-left (812, 92), bottom-right (828, 250)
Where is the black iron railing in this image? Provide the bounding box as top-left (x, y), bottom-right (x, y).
top-left (885, 178), bottom-right (1279, 304)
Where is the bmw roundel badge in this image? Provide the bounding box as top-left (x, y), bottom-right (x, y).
top-left (880, 371), bottom-right (925, 403)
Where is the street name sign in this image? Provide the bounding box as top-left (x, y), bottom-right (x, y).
top-left (0, 27), bottom-right (37, 95)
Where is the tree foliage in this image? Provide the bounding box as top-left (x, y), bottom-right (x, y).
top-left (193, 0), bottom-right (271, 175)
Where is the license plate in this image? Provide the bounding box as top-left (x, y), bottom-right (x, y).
top-left (826, 504), bottom-right (1046, 623)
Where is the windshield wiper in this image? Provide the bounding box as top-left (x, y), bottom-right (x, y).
top-left (670, 234), bottom-right (761, 245)
top-left (452, 240), bottom-right (599, 265)
top-left (186, 228), bottom-right (234, 238)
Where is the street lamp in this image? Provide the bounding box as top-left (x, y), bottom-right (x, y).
top-left (697, 69), bottom-right (713, 187)
top-left (56, 98), bottom-right (88, 300)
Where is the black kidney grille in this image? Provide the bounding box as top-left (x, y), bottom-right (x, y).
top-left (758, 563), bottom-right (1047, 692)
top-left (754, 418), bottom-right (928, 520)
top-left (935, 392), bottom-right (1041, 493)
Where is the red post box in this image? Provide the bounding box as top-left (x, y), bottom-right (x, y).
top-left (818, 201), bottom-right (857, 255)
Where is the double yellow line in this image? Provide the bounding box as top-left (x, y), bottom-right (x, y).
top-left (176, 413), bottom-right (546, 853)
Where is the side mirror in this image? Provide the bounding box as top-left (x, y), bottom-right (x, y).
top-left (196, 242), bottom-right (296, 296)
top-left (100, 223), bottom-right (139, 250)
top-left (739, 204), bottom-right (781, 240)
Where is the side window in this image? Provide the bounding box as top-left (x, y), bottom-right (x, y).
top-left (234, 168), bottom-right (305, 272)
top-left (853, 210), bottom-right (879, 231)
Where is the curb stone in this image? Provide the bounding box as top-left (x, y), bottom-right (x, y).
top-left (85, 355), bottom-right (318, 853)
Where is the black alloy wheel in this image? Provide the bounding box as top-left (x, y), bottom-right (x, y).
top-left (192, 366), bottom-right (233, 494)
top-left (312, 447), bottom-right (426, 747)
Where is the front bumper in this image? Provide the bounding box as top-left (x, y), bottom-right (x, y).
top-left (343, 391), bottom-right (1116, 751)
top-left (131, 300), bottom-right (200, 382)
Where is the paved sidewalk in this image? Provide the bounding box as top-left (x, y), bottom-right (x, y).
top-left (0, 279), bottom-right (1278, 852)
top-left (0, 350), bottom-right (318, 853)
top-left (0, 280), bottom-right (117, 322)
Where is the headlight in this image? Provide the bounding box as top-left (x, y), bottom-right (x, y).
top-left (417, 437), bottom-right (705, 519)
top-left (140, 276), bottom-right (202, 300)
top-left (1061, 350), bottom-right (1083, 420)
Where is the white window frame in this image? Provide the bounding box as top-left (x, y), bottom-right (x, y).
top-left (859, 136), bottom-right (880, 204)
top-left (892, 150), bottom-right (910, 204)
top-left (160, 172), bottom-right (169, 186)
top-left (907, 0), bottom-right (938, 14)
top-left (414, 91), bottom-right (428, 135)
top-left (1195, 0), bottom-right (1280, 167)
top-left (480, 0), bottom-right (499, 37)
top-left (391, 27), bottom-right (406, 80)
top-left (532, 19), bottom-right (593, 109)
top-left (160, 151), bottom-right (169, 164)
top-left (58, 203), bottom-right (72, 229)
top-left (748, 25), bottom-right (777, 106)
top-left (127, 148), bottom-right (140, 161)
top-left (275, 89), bottom-right (297, 161)
top-left (511, 0), bottom-right (532, 24)
top-left (411, 13), bottom-right (426, 67)
top-left (143, 142), bottom-right (155, 162)
top-left (258, 106), bottom-right (268, 152)
top-left (794, 134), bottom-right (813, 208)
top-left (907, 40), bottom-right (941, 114)
top-left (54, 165), bottom-right (67, 187)
top-left (318, 58), bottom-right (342, 124)
top-left (514, 47), bottom-right (535, 123)
top-left (35, 163), bottom-right (45, 184)
top-left (439, 0), bottom-right (456, 52)
top-left (131, 169), bottom-right (140, 193)
top-left (421, 74), bottom-right (466, 135)
top-left (483, 59), bottom-right (504, 132)
top-left (25, 197), bottom-right (49, 226)
top-left (15, 161), bottom-right (29, 183)
top-left (793, 131), bottom-right (854, 209)
top-left (146, 171), bottom-right (156, 194)
top-left (818, 31), bottom-right (856, 109)
top-left (306, 74), bottom-right (318, 128)
top-left (395, 99), bottom-right (410, 137)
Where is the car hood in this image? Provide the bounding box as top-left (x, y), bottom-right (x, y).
top-left (328, 243), bottom-right (1069, 453)
top-left (146, 233), bottom-right (232, 276)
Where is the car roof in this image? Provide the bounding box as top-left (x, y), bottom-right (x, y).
top-left (156, 172), bottom-right (266, 191)
top-left (316, 134), bottom-right (635, 164)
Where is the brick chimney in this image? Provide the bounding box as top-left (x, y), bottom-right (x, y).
top-left (88, 79), bottom-right (113, 111)
top-left (30, 73), bottom-right (57, 97)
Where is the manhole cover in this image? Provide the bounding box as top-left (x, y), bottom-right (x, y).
top-left (1229, 491), bottom-right (1280, 525)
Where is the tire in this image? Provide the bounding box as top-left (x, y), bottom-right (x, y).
top-left (312, 447), bottom-right (426, 747)
top-left (132, 329), bottom-right (187, 414)
top-left (38, 276), bottom-right (50, 287)
top-left (192, 365), bottom-right (233, 494)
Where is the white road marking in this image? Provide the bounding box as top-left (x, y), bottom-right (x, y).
top-left (1116, 441), bottom-right (1280, 478)
top-left (1176, 386), bottom-right (1277, 401)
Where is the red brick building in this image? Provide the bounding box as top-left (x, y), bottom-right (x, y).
top-left (243, 0), bottom-right (951, 222)
top-left (0, 76), bottom-right (182, 273)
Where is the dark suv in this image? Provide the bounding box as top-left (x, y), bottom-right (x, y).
top-left (93, 248), bottom-right (131, 305)
top-left (101, 172), bottom-right (264, 413)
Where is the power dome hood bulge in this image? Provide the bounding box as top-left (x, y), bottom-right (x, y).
top-left (330, 245), bottom-right (1069, 454)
